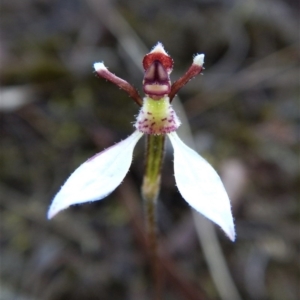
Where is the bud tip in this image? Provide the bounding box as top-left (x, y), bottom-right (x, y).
top-left (193, 54), bottom-right (205, 66)
top-left (151, 42), bottom-right (168, 55)
top-left (94, 62), bottom-right (107, 72)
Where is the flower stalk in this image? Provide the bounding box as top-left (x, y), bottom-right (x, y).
top-left (142, 134), bottom-right (165, 294)
top-left (142, 135), bottom-right (165, 203)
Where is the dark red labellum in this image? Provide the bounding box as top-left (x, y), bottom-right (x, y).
top-left (143, 60), bottom-right (171, 99)
top-left (143, 52), bottom-right (173, 74)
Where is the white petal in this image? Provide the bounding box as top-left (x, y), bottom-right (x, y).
top-left (168, 132), bottom-right (235, 241)
top-left (48, 130), bottom-right (143, 219)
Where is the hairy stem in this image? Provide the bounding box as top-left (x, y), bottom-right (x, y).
top-left (142, 134), bottom-right (165, 299)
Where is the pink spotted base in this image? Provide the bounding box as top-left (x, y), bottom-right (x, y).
top-left (135, 103), bottom-right (181, 135)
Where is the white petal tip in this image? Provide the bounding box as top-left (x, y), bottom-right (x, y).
top-left (219, 214), bottom-right (236, 242)
top-left (226, 226), bottom-right (236, 242)
top-left (47, 209), bottom-right (56, 220)
top-left (151, 42), bottom-right (167, 55)
top-left (193, 54), bottom-right (205, 66)
top-left (47, 198), bottom-right (67, 219)
top-left (94, 62), bottom-right (107, 72)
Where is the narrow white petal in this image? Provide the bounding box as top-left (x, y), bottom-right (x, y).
top-left (168, 132), bottom-right (235, 241)
top-left (48, 131), bottom-right (143, 219)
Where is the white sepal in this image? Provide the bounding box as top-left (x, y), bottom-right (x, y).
top-left (47, 130), bottom-right (143, 219)
top-left (168, 132), bottom-right (235, 241)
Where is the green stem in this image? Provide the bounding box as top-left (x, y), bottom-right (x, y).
top-left (142, 134), bottom-right (165, 299)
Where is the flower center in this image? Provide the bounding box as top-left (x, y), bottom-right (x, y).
top-left (135, 96), bottom-right (181, 135)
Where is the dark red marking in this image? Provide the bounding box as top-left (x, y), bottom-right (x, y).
top-left (143, 52), bottom-right (173, 73)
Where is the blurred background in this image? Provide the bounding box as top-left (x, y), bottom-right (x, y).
top-left (0, 0), bottom-right (299, 299)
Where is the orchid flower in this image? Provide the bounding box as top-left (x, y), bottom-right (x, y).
top-left (47, 43), bottom-right (235, 241)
